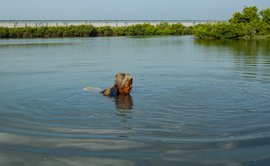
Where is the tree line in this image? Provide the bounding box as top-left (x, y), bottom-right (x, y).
top-left (193, 6), bottom-right (270, 39)
top-left (0, 23), bottom-right (192, 39)
top-left (1, 6), bottom-right (269, 40)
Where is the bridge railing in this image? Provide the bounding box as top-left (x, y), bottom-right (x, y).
top-left (0, 20), bottom-right (228, 28)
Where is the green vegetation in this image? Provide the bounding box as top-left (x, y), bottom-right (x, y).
top-left (113, 23), bottom-right (192, 36)
top-left (1, 6), bottom-right (269, 40)
top-left (193, 6), bottom-right (270, 39)
top-left (1, 25), bottom-right (98, 38)
top-left (0, 23), bottom-right (192, 39)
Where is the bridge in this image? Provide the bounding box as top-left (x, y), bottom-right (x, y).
top-left (0, 20), bottom-right (227, 28)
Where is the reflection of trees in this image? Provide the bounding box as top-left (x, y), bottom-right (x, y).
top-left (194, 39), bottom-right (270, 66)
top-left (194, 39), bottom-right (270, 82)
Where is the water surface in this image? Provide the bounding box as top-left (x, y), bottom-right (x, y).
top-left (0, 36), bottom-right (270, 165)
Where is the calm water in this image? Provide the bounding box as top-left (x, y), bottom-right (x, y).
top-left (0, 36), bottom-right (270, 166)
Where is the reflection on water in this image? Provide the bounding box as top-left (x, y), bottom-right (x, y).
top-left (115, 95), bottom-right (133, 111)
top-left (194, 39), bottom-right (270, 57)
top-left (0, 37), bottom-right (270, 165)
top-left (194, 39), bottom-right (270, 83)
top-left (194, 39), bottom-right (270, 67)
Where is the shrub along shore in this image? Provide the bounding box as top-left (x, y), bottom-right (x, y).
top-left (0, 6), bottom-right (269, 40)
top-left (0, 23), bottom-right (192, 38)
top-left (193, 6), bottom-right (270, 39)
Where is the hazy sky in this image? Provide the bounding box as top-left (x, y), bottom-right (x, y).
top-left (1, 0), bottom-right (270, 20)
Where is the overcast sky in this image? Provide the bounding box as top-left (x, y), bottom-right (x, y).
top-left (0, 0), bottom-right (270, 20)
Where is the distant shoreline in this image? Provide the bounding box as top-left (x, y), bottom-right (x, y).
top-left (0, 23), bottom-right (193, 39)
top-left (0, 19), bottom-right (226, 28)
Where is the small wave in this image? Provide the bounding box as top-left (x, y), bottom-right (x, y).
top-left (83, 86), bottom-right (102, 91)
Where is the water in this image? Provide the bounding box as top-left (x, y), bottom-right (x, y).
top-left (0, 36), bottom-right (270, 166)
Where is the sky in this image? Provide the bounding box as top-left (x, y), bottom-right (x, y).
top-left (0, 0), bottom-right (270, 20)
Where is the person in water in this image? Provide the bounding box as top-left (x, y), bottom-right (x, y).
top-left (101, 72), bottom-right (133, 97)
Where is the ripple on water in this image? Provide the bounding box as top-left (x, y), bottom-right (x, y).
top-left (1, 37), bottom-right (270, 165)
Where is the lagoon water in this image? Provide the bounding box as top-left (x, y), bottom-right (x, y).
top-left (0, 36), bottom-right (270, 165)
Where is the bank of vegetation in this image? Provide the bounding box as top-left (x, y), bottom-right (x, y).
top-left (1, 6), bottom-right (269, 40)
top-left (0, 23), bottom-right (192, 39)
top-left (193, 6), bottom-right (270, 39)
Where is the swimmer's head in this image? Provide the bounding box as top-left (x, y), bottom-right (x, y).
top-left (114, 72), bottom-right (133, 95)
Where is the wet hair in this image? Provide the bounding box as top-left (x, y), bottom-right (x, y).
top-left (114, 72), bottom-right (133, 94)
